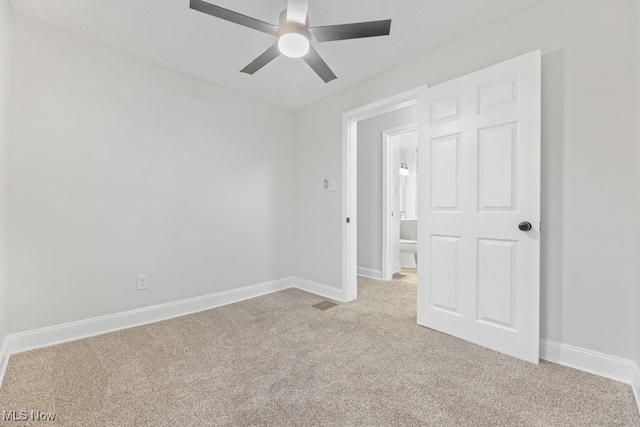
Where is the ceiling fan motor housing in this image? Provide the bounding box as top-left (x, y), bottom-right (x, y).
top-left (277, 10), bottom-right (311, 58)
top-left (278, 22), bottom-right (311, 40)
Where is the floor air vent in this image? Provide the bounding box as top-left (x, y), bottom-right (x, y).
top-left (312, 301), bottom-right (338, 311)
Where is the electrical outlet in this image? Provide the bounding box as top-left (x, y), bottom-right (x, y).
top-left (137, 274), bottom-right (149, 290)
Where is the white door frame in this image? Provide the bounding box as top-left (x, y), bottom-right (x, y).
top-left (342, 87), bottom-right (423, 302)
top-left (382, 123), bottom-right (418, 281)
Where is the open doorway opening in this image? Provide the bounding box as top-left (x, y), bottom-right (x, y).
top-left (383, 126), bottom-right (418, 282)
top-left (342, 88), bottom-right (420, 302)
top-left (341, 87), bottom-right (422, 302)
top-left (355, 106), bottom-right (417, 282)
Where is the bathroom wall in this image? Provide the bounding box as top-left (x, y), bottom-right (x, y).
top-left (399, 146), bottom-right (408, 215)
top-left (294, 0), bottom-right (640, 360)
top-left (356, 105), bottom-right (417, 275)
top-left (8, 16), bottom-right (296, 333)
top-left (398, 131), bottom-right (418, 219)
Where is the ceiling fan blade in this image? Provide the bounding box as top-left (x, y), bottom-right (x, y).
top-left (286, 0), bottom-right (309, 25)
top-left (190, 0), bottom-right (278, 36)
top-left (240, 43), bottom-right (281, 75)
top-left (303, 46), bottom-right (337, 83)
top-left (309, 19), bottom-right (392, 42)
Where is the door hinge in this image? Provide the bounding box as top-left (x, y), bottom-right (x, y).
top-left (346, 217), bottom-right (351, 224)
top-left (539, 221), bottom-right (542, 232)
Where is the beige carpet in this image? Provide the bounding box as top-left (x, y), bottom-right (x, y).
top-left (1, 275), bottom-right (639, 426)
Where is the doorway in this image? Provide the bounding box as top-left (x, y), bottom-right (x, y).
top-left (342, 89), bottom-right (420, 302)
top-left (354, 105), bottom-right (418, 282)
top-left (382, 125), bottom-right (418, 281)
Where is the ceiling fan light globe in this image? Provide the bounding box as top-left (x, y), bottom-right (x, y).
top-left (278, 33), bottom-right (310, 58)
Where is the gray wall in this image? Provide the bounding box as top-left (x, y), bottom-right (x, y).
top-left (0, 0), bottom-right (11, 352)
top-left (294, 0), bottom-right (640, 360)
top-left (8, 17), bottom-right (296, 333)
top-left (357, 106), bottom-right (417, 273)
top-left (399, 133), bottom-right (418, 220)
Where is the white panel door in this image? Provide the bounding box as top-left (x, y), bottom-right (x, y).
top-left (417, 51), bottom-right (541, 363)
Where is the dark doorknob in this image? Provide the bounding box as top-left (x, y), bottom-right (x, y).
top-left (519, 221), bottom-right (532, 232)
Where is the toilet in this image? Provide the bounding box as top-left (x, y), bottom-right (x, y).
top-left (399, 239), bottom-right (417, 268)
top-left (399, 219), bottom-right (418, 269)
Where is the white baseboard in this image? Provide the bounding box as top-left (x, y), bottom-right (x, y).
top-left (633, 364), bottom-right (640, 415)
top-left (393, 263), bottom-right (402, 274)
top-left (540, 340), bottom-right (640, 414)
top-left (0, 336), bottom-right (9, 388)
top-left (7, 277), bottom-right (294, 356)
top-left (357, 266), bottom-right (382, 280)
top-left (540, 339), bottom-right (637, 385)
top-left (3, 279), bottom-right (639, 417)
top-left (0, 275), bottom-right (344, 389)
top-left (293, 277), bottom-right (344, 302)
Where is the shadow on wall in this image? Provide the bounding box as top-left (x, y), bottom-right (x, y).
top-left (540, 50), bottom-right (565, 342)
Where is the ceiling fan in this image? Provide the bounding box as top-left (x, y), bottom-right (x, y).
top-left (189, 0), bottom-right (392, 83)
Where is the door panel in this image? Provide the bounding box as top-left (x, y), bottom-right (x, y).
top-left (477, 238), bottom-right (516, 328)
top-left (429, 235), bottom-right (460, 313)
top-left (431, 93), bottom-right (463, 125)
top-left (478, 75), bottom-right (518, 112)
top-left (478, 123), bottom-right (517, 210)
top-left (430, 134), bottom-right (460, 211)
top-left (417, 51), bottom-right (541, 363)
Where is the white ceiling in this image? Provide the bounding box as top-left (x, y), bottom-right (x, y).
top-left (9, 0), bottom-right (542, 111)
